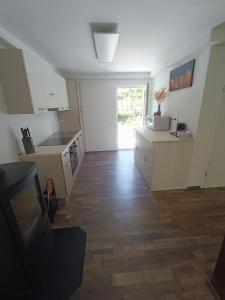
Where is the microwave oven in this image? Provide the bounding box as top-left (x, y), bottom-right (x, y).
top-left (147, 115), bottom-right (170, 131)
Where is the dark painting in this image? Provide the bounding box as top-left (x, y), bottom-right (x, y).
top-left (169, 59), bottom-right (195, 91)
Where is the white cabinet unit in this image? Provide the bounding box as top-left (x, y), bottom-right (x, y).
top-left (21, 131), bottom-right (84, 203)
top-left (57, 79), bottom-right (82, 131)
top-left (41, 60), bottom-right (58, 109)
top-left (55, 74), bottom-right (69, 111)
top-left (23, 50), bottom-right (48, 112)
top-left (0, 49), bottom-right (47, 113)
top-left (135, 128), bottom-right (193, 191)
top-left (61, 148), bottom-right (73, 195)
top-left (77, 133), bottom-right (85, 164)
top-left (0, 49), bottom-right (70, 114)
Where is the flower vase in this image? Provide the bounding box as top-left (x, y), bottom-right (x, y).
top-left (154, 103), bottom-right (161, 116)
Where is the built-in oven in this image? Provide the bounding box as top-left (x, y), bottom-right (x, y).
top-left (69, 141), bottom-right (78, 175)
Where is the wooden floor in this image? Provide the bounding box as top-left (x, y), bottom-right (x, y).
top-left (54, 150), bottom-right (225, 300)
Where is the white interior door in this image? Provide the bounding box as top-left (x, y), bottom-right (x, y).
top-left (204, 91), bottom-right (225, 188)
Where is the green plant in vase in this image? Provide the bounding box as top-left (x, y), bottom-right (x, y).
top-left (153, 87), bottom-right (169, 116)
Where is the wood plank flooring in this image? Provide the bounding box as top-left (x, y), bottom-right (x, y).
top-left (54, 150), bottom-right (225, 300)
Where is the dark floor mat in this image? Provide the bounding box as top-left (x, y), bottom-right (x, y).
top-left (32, 226), bottom-right (87, 300)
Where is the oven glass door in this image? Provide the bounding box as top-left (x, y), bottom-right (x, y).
top-left (10, 175), bottom-right (43, 245)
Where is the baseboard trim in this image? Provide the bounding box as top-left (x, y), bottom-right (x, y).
top-left (187, 186), bottom-right (201, 190)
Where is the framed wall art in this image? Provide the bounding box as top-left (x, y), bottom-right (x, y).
top-left (169, 59), bottom-right (195, 91)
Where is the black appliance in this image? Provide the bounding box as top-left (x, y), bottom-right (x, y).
top-left (0, 162), bottom-right (53, 298)
top-left (176, 122), bottom-right (186, 131)
top-left (69, 141), bottom-right (78, 175)
top-left (0, 164), bottom-right (5, 176)
top-left (0, 162), bottom-right (87, 300)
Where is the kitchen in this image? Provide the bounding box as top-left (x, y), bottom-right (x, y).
top-left (1, 2), bottom-right (225, 299)
top-left (0, 48), bottom-right (85, 204)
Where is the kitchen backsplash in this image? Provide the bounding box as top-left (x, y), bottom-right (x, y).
top-left (9, 112), bottom-right (59, 154)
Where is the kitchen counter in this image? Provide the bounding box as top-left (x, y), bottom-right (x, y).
top-left (21, 130), bottom-right (82, 157)
top-left (135, 128), bottom-right (194, 191)
top-left (20, 130), bottom-right (85, 202)
top-left (46, 131), bottom-right (79, 139)
top-left (135, 128), bottom-right (194, 143)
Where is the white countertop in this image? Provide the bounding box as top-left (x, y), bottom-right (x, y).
top-left (21, 130), bottom-right (82, 157)
top-left (135, 128), bottom-right (194, 143)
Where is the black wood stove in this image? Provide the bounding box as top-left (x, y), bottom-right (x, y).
top-left (0, 162), bottom-right (86, 300)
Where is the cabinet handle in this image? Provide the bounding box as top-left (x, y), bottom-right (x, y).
top-left (38, 108), bottom-right (46, 111)
top-left (49, 92), bottom-right (56, 96)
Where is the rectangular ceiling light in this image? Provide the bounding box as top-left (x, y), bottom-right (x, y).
top-left (93, 32), bottom-right (119, 63)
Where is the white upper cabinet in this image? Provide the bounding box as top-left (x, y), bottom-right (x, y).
top-left (0, 48), bottom-right (70, 114)
top-left (23, 50), bottom-right (48, 113)
top-left (41, 61), bottom-right (58, 109)
top-left (55, 74), bottom-right (69, 111)
top-left (0, 48), bottom-right (42, 114)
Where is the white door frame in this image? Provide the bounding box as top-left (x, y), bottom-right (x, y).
top-left (116, 84), bottom-right (147, 149)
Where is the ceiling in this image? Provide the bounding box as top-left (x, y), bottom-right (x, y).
top-left (0, 0), bottom-right (225, 74)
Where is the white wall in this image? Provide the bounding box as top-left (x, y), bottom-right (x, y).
top-left (0, 82), bottom-right (59, 163)
top-left (150, 47), bottom-right (211, 137)
top-left (9, 112), bottom-right (59, 153)
top-left (79, 78), bottom-right (149, 152)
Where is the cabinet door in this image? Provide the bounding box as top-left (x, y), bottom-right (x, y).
top-left (134, 132), bottom-right (142, 168)
top-left (41, 61), bottom-right (58, 109)
top-left (0, 49), bottom-right (35, 114)
top-left (171, 142), bottom-right (193, 189)
top-left (77, 135), bottom-right (84, 164)
top-left (56, 74), bottom-right (69, 111)
top-left (76, 139), bottom-right (82, 164)
top-left (152, 143), bottom-right (174, 190)
top-left (23, 50), bottom-right (47, 113)
top-left (134, 132), bottom-right (153, 187)
top-left (61, 150), bottom-right (73, 196)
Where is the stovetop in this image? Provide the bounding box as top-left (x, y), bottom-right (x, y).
top-left (39, 137), bottom-right (72, 146)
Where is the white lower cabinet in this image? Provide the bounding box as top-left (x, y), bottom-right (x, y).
top-left (135, 129), bottom-right (193, 191)
top-left (135, 133), bottom-right (153, 187)
top-left (61, 149), bottom-right (73, 195)
top-left (77, 134), bottom-right (85, 164)
top-left (21, 131), bottom-right (85, 203)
